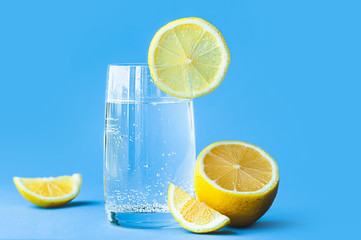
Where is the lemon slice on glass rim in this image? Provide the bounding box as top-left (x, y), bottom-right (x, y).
top-left (148, 17), bottom-right (230, 99)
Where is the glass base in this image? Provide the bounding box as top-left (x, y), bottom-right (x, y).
top-left (107, 211), bottom-right (177, 228)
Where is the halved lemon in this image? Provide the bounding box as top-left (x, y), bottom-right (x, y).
top-left (148, 17), bottom-right (230, 99)
top-left (194, 141), bottom-right (279, 227)
top-left (13, 174), bottom-right (82, 208)
top-left (168, 183), bottom-right (230, 233)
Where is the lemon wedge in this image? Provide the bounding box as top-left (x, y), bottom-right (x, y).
top-left (168, 183), bottom-right (230, 233)
top-left (13, 174), bottom-right (82, 208)
top-left (194, 141), bottom-right (279, 227)
top-left (148, 17), bottom-right (230, 98)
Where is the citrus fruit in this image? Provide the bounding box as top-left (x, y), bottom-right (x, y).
top-left (168, 183), bottom-right (230, 233)
top-left (13, 174), bottom-right (82, 208)
top-left (194, 141), bottom-right (279, 227)
top-left (148, 17), bottom-right (230, 99)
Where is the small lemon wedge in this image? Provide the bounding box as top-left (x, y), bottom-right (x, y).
top-left (168, 183), bottom-right (230, 233)
top-left (13, 174), bottom-right (82, 208)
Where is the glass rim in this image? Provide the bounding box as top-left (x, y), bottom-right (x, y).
top-left (106, 63), bottom-right (193, 103)
top-left (108, 63), bottom-right (148, 67)
top-left (108, 63), bottom-right (178, 68)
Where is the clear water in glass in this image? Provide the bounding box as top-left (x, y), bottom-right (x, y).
top-left (104, 65), bottom-right (196, 228)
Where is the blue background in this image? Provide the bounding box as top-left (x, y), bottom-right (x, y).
top-left (0, 0), bottom-right (360, 239)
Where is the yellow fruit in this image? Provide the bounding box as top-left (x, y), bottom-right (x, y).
top-left (148, 17), bottom-right (230, 99)
top-left (13, 174), bottom-right (82, 208)
top-left (168, 183), bottom-right (230, 233)
top-left (194, 141), bottom-right (279, 227)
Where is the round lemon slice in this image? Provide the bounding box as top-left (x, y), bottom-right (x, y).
top-left (148, 17), bottom-right (230, 99)
top-left (194, 141), bottom-right (279, 227)
top-left (13, 174), bottom-right (82, 208)
top-left (168, 183), bottom-right (230, 233)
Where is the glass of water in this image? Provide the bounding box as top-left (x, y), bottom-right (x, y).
top-left (104, 64), bottom-right (196, 228)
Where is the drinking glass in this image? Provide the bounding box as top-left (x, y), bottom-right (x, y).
top-left (104, 64), bottom-right (196, 228)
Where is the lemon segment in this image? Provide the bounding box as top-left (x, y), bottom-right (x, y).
top-left (13, 174), bottom-right (82, 208)
top-left (168, 183), bottom-right (230, 233)
top-left (194, 141), bottom-right (279, 227)
top-left (148, 17), bottom-right (230, 99)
